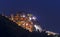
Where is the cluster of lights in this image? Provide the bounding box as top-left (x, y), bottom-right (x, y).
top-left (2, 13), bottom-right (59, 36)
top-left (20, 14), bottom-right (36, 21)
top-left (29, 16), bottom-right (36, 21)
top-left (8, 13), bottom-right (37, 32)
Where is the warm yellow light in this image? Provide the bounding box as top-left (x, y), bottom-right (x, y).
top-left (6, 14), bottom-right (34, 32)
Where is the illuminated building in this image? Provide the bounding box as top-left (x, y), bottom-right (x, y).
top-left (2, 12), bottom-right (38, 32)
top-left (8, 13), bottom-right (36, 32)
top-left (2, 12), bottom-right (59, 36)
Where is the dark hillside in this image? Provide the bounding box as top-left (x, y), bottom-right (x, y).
top-left (0, 15), bottom-right (30, 37)
top-left (0, 15), bottom-right (60, 37)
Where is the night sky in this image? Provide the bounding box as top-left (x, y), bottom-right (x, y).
top-left (0, 0), bottom-right (60, 33)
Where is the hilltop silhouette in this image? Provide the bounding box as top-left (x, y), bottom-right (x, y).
top-left (0, 15), bottom-right (60, 37)
top-left (0, 15), bottom-right (30, 37)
